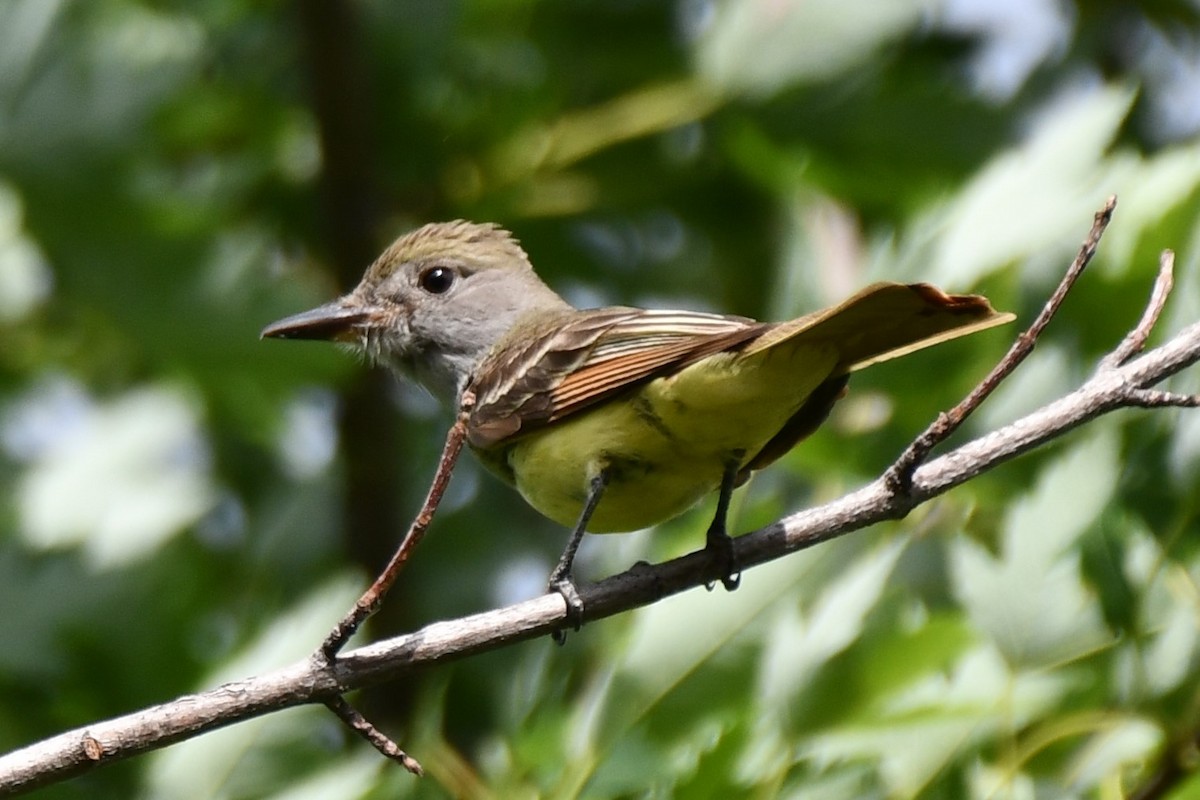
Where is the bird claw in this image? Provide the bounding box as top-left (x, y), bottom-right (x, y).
top-left (550, 578), bottom-right (584, 644)
top-left (705, 526), bottom-right (741, 592)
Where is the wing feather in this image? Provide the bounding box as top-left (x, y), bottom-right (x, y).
top-left (467, 308), bottom-right (763, 447)
top-left (466, 285), bottom-right (1012, 450)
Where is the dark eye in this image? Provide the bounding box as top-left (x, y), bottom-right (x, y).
top-left (419, 266), bottom-right (455, 294)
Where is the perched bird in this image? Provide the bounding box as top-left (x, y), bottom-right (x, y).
top-left (263, 220), bottom-right (1012, 621)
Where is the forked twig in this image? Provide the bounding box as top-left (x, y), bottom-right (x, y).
top-left (1103, 249), bottom-right (1176, 369)
top-left (1096, 248), bottom-right (1199, 418)
top-left (885, 195), bottom-right (1118, 493)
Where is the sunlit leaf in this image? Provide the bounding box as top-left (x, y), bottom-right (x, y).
top-left (927, 85), bottom-right (1136, 287)
top-left (757, 538), bottom-right (906, 708)
top-left (952, 426), bottom-right (1119, 668)
top-left (1065, 717), bottom-right (1160, 792)
top-left (696, 0), bottom-right (931, 97)
top-left (7, 378), bottom-right (216, 567)
top-left (142, 576), bottom-right (365, 800)
top-left (805, 644), bottom-right (1072, 796)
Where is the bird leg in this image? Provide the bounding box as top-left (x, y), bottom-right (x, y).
top-left (547, 469), bottom-right (609, 642)
top-left (705, 457), bottom-right (743, 591)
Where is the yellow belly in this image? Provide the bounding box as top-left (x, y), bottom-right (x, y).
top-left (478, 341), bottom-right (839, 532)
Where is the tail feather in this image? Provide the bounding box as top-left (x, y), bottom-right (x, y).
top-left (743, 282), bottom-right (1014, 371)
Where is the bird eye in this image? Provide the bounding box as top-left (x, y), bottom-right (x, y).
top-left (419, 266), bottom-right (455, 295)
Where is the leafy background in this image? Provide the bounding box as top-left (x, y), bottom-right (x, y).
top-left (3, 1), bottom-right (1200, 798)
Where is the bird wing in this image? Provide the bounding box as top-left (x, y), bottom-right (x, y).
top-left (466, 283), bottom-right (1013, 449)
top-left (466, 308), bottom-right (764, 448)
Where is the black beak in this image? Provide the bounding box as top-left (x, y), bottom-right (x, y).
top-left (261, 301), bottom-right (382, 342)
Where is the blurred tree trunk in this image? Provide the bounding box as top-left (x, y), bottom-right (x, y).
top-left (296, 0), bottom-right (413, 663)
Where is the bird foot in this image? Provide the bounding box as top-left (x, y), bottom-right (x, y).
top-left (704, 527), bottom-right (741, 591)
top-left (550, 577), bottom-right (584, 644)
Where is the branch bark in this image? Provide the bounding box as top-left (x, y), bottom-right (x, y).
top-left (3, 206), bottom-right (1198, 795)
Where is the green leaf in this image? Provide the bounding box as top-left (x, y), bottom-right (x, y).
top-left (951, 426), bottom-right (1120, 668)
top-left (757, 538), bottom-right (906, 709)
top-left (141, 576), bottom-right (366, 800)
top-left (925, 85), bottom-right (1136, 287)
top-left (696, 0), bottom-right (931, 97)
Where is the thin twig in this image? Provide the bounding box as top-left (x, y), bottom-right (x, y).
top-left (1103, 249), bottom-right (1176, 369)
top-left (885, 195), bottom-right (1118, 493)
top-left (323, 696), bottom-right (423, 775)
top-left (318, 397), bottom-right (475, 770)
top-left (320, 398), bottom-right (474, 657)
top-left (1124, 389), bottom-right (1200, 409)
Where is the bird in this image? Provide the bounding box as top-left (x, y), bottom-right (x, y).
top-left (263, 220), bottom-right (1012, 625)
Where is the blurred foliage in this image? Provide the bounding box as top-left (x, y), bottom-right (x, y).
top-left (3, 0), bottom-right (1200, 798)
